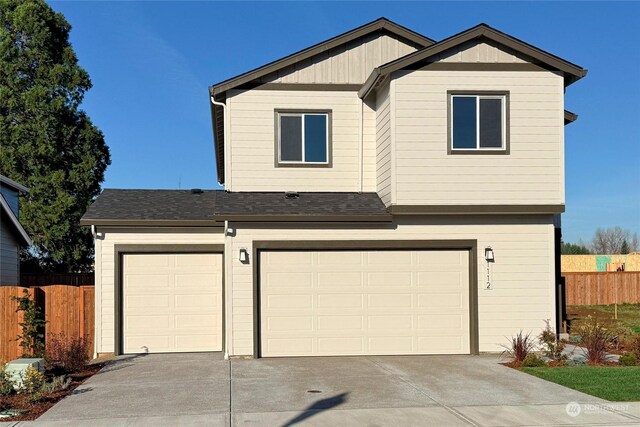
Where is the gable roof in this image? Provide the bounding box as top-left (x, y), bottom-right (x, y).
top-left (209, 18), bottom-right (435, 185)
top-left (80, 189), bottom-right (392, 226)
top-left (0, 193), bottom-right (31, 246)
top-left (208, 18), bottom-right (435, 99)
top-left (0, 174), bottom-right (29, 193)
top-left (359, 23), bottom-right (587, 98)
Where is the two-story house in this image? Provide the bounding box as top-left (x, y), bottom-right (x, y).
top-left (81, 18), bottom-right (586, 358)
top-left (0, 175), bottom-right (32, 285)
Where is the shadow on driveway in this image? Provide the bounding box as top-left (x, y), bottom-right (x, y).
top-left (281, 392), bottom-right (349, 427)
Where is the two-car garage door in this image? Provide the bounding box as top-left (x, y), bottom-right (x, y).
top-left (259, 249), bottom-right (470, 357)
top-left (122, 253), bottom-right (223, 354)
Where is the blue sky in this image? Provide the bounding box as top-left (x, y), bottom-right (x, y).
top-left (49, 1), bottom-right (639, 244)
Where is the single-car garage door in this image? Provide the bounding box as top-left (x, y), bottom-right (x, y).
top-left (123, 253), bottom-right (222, 354)
top-left (260, 249), bottom-right (470, 357)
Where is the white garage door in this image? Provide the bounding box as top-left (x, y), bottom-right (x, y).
top-left (123, 253), bottom-right (222, 354)
top-left (260, 249), bottom-right (470, 357)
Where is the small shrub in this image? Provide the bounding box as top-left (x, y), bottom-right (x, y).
top-left (572, 315), bottom-right (618, 364)
top-left (41, 375), bottom-right (71, 394)
top-left (619, 353), bottom-right (638, 366)
top-left (26, 391), bottom-right (44, 404)
top-left (502, 330), bottom-right (536, 365)
top-left (19, 366), bottom-right (45, 394)
top-left (538, 319), bottom-right (567, 361)
top-left (522, 353), bottom-right (546, 367)
top-left (12, 290), bottom-right (46, 357)
top-left (609, 323), bottom-right (633, 351)
top-left (46, 333), bottom-right (90, 373)
top-left (0, 364), bottom-right (15, 396)
top-left (626, 335), bottom-right (640, 359)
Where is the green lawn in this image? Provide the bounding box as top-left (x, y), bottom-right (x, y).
top-left (521, 366), bottom-right (640, 401)
top-left (568, 304), bottom-right (640, 334)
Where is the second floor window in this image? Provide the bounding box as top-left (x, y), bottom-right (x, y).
top-left (277, 112), bottom-right (329, 165)
top-left (450, 93), bottom-right (507, 152)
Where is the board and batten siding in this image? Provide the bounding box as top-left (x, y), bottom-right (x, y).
top-left (93, 228), bottom-right (225, 355)
top-left (432, 40), bottom-right (530, 64)
top-left (0, 219), bottom-right (20, 285)
top-left (390, 68), bottom-right (564, 205)
top-left (226, 89), bottom-right (377, 192)
top-left (257, 33), bottom-right (420, 85)
top-left (227, 216), bottom-right (556, 356)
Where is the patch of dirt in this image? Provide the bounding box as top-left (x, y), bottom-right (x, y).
top-left (0, 364), bottom-right (103, 421)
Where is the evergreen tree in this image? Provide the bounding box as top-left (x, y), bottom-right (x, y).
top-left (1, 0), bottom-right (110, 271)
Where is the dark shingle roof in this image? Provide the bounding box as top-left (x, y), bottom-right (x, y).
top-left (80, 189), bottom-right (219, 226)
top-left (80, 190), bottom-right (391, 226)
top-left (214, 192), bottom-right (391, 222)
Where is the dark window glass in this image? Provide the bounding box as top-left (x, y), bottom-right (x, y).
top-left (280, 115), bottom-right (302, 161)
top-left (479, 98), bottom-right (502, 148)
top-left (304, 115), bottom-right (327, 163)
top-left (452, 97), bottom-right (477, 149)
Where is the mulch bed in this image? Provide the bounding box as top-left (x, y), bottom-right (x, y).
top-left (0, 363), bottom-right (103, 421)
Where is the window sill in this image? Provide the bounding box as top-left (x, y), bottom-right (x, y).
top-left (448, 149), bottom-right (509, 155)
top-left (276, 163), bottom-right (332, 168)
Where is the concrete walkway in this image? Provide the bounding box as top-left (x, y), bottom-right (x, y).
top-left (4, 353), bottom-right (640, 426)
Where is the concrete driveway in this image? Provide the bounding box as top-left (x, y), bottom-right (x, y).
top-left (12, 353), bottom-right (640, 426)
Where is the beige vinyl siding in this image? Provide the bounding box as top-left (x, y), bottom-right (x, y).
top-left (94, 228), bottom-right (225, 354)
top-left (227, 216), bottom-right (555, 356)
top-left (258, 33), bottom-right (419, 85)
top-left (0, 219), bottom-right (20, 285)
top-left (375, 83), bottom-right (392, 205)
top-left (392, 68), bottom-right (564, 205)
top-left (227, 89), bottom-right (377, 192)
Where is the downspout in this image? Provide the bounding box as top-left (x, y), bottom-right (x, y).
top-left (359, 99), bottom-right (364, 193)
top-left (211, 96), bottom-right (229, 190)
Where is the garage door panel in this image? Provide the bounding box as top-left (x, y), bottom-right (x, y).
top-left (367, 272), bottom-right (412, 286)
top-left (317, 294), bottom-right (363, 308)
top-left (265, 272), bottom-right (313, 288)
top-left (126, 295), bottom-right (169, 309)
top-left (317, 251), bottom-right (362, 265)
top-left (126, 275), bottom-right (169, 289)
top-left (260, 249), bottom-right (470, 357)
top-left (123, 253), bottom-right (222, 354)
top-left (318, 337), bottom-right (363, 353)
top-left (317, 272), bottom-right (362, 287)
top-left (318, 316), bottom-right (362, 330)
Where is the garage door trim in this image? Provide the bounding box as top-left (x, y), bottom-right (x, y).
top-left (253, 240), bottom-right (478, 358)
top-left (114, 244), bottom-right (225, 355)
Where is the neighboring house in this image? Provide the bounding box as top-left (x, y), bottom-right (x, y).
top-left (562, 254), bottom-right (640, 272)
top-left (0, 175), bottom-right (31, 286)
top-left (81, 18), bottom-right (586, 358)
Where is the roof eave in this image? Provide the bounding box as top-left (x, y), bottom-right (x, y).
top-left (0, 194), bottom-right (31, 246)
top-left (564, 110), bottom-right (578, 125)
top-left (79, 218), bottom-right (221, 227)
top-left (359, 23), bottom-right (587, 99)
top-left (209, 17), bottom-right (435, 98)
top-left (0, 175), bottom-right (29, 193)
top-left (211, 214), bottom-right (393, 223)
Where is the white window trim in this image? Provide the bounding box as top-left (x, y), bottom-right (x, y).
top-left (277, 112), bottom-right (329, 164)
top-left (451, 95), bottom-right (506, 151)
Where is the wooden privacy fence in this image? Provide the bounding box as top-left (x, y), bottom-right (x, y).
top-left (21, 273), bottom-right (94, 287)
top-left (0, 285), bottom-right (94, 362)
top-left (564, 272), bottom-right (640, 306)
